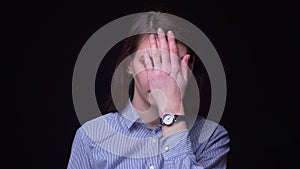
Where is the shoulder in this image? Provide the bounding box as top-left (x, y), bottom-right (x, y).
top-left (189, 116), bottom-right (230, 146)
top-left (81, 112), bottom-right (118, 129)
top-left (75, 112), bottom-right (121, 144)
top-left (188, 117), bottom-right (230, 167)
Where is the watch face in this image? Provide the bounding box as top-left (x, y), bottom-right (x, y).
top-left (162, 114), bottom-right (174, 125)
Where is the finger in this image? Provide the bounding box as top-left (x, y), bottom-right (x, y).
top-left (144, 49), bottom-right (153, 70)
top-left (157, 28), bottom-right (170, 74)
top-left (149, 34), bottom-right (161, 69)
top-left (167, 31), bottom-right (180, 76)
top-left (181, 54), bottom-right (191, 82)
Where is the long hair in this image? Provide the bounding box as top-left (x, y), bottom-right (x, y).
top-left (100, 11), bottom-right (209, 117)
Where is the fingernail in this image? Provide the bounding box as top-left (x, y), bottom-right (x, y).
top-left (187, 54), bottom-right (191, 60)
top-left (168, 30), bottom-right (174, 37)
top-left (158, 28), bottom-right (164, 35)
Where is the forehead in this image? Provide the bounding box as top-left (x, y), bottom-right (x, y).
top-left (137, 35), bottom-right (188, 56)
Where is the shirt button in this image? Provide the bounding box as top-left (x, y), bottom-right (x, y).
top-left (152, 138), bottom-right (157, 143)
top-left (149, 165), bottom-right (155, 169)
top-left (164, 146), bottom-right (169, 151)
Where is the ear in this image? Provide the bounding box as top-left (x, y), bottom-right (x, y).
top-left (126, 58), bottom-right (134, 75)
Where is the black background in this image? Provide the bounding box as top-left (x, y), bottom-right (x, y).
top-left (9, 0), bottom-right (299, 168)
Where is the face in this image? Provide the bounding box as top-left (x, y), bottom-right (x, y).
top-left (127, 35), bottom-right (188, 111)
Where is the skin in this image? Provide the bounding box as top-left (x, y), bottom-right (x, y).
top-left (127, 28), bottom-right (190, 137)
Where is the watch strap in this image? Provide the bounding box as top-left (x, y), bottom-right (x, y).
top-left (174, 115), bottom-right (186, 122)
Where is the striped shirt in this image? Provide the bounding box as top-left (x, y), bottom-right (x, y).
top-left (67, 101), bottom-right (230, 169)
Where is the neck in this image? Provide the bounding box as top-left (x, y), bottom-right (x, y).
top-left (131, 89), bottom-right (160, 129)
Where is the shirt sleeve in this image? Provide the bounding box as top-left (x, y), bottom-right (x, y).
top-left (160, 125), bottom-right (230, 169)
top-left (67, 128), bottom-right (92, 169)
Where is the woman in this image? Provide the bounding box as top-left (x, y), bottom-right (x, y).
top-left (68, 11), bottom-right (230, 169)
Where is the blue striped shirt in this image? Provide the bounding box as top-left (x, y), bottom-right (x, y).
top-left (67, 101), bottom-right (230, 169)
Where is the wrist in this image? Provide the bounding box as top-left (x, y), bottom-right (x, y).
top-left (160, 108), bottom-right (187, 137)
top-left (161, 102), bottom-right (185, 117)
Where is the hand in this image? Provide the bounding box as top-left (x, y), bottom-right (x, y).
top-left (144, 28), bottom-right (191, 116)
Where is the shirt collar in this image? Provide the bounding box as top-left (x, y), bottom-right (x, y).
top-left (119, 100), bottom-right (143, 129)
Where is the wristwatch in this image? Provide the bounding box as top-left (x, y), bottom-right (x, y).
top-left (160, 113), bottom-right (186, 126)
